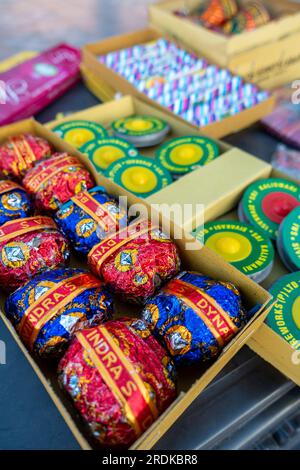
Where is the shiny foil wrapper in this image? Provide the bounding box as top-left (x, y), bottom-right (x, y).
top-left (200, 0), bottom-right (238, 27)
top-left (0, 133), bottom-right (52, 179)
top-left (58, 318), bottom-right (177, 447)
top-left (142, 271), bottom-right (247, 366)
top-left (23, 153), bottom-right (95, 212)
top-left (5, 268), bottom-right (113, 359)
top-left (0, 216), bottom-right (70, 291)
top-left (88, 221), bottom-right (181, 305)
top-left (0, 180), bottom-right (34, 226)
top-left (55, 186), bottom-right (127, 256)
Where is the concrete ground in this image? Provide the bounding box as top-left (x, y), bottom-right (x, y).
top-left (1, 0), bottom-right (154, 59)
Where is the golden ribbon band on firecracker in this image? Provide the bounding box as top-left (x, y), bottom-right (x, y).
top-left (10, 137), bottom-right (27, 170)
top-left (0, 216), bottom-right (57, 244)
top-left (0, 180), bottom-right (23, 195)
top-left (18, 273), bottom-right (101, 349)
top-left (77, 326), bottom-right (157, 437)
top-left (25, 155), bottom-right (84, 192)
top-left (163, 279), bottom-right (238, 347)
top-left (71, 191), bottom-right (117, 232)
top-left (89, 219), bottom-right (158, 273)
top-left (20, 137), bottom-right (36, 165)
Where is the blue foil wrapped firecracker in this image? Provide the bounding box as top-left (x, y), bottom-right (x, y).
top-left (0, 180), bottom-right (34, 226)
top-left (5, 268), bottom-right (114, 359)
top-left (141, 271), bottom-right (247, 366)
top-left (55, 186), bottom-right (127, 256)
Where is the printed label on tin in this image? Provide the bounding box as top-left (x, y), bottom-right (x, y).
top-left (77, 325), bottom-right (157, 436)
top-left (112, 116), bottom-right (168, 136)
top-left (0, 216), bottom-right (57, 243)
top-left (19, 272), bottom-right (101, 349)
top-left (157, 136), bottom-right (219, 174)
top-left (163, 278), bottom-right (238, 346)
top-left (266, 273), bottom-right (300, 349)
top-left (197, 220), bottom-right (274, 276)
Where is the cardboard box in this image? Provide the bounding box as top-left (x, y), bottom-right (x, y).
top-left (192, 166), bottom-right (300, 386)
top-left (0, 118), bottom-right (273, 450)
top-left (81, 28), bottom-right (275, 139)
top-left (149, 0), bottom-right (300, 89)
top-left (47, 95), bottom-right (270, 232)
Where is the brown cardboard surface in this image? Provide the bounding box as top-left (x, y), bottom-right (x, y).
top-left (0, 118), bottom-right (273, 450)
top-left (149, 0), bottom-right (300, 88)
top-left (47, 95), bottom-right (270, 232)
top-left (81, 28), bottom-right (275, 138)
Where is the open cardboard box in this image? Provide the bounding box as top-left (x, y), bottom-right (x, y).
top-left (191, 165), bottom-right (300, 386)
top-left (0, 118), bottom-right (273, 450)
top-left (149, 0), bottom-right (300, 89)
top-left (46, 95), bottom-right (270, 233)
top-left (81, 28), bottom-right (275, 139)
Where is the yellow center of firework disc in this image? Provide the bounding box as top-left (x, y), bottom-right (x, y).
top-left (124, 119), bottom-right (153, 132)
top-left (292, 297), bottom-right (300, 330)
top-left (121, 167), bottom-right (157, 194)
top-left (93, 146), bottom-right (125, 169)
top-left (170, 144), bottom-right (204, 166)
top-left (64, 129), bottom-right (95, 148)
top-left (206, 232), bottom-right (252, 262)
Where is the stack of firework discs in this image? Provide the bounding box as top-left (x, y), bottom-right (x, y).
top-left (80, 137), bottom-right (139, 172)
top-left (265, 272), bottom-right (300, 349)
top-left (105, 156), bottom-right (172, 198)
top-left (193, 220), bottom-right (274, 283)
top-left (156, 136), bottom-right (220, 177)
top-left (200, 0), bottom-right (238, 27)
top-left (111, 115), bottom-right (170, 148)
top-left (52, 120), bottom-right (108, 149)
top-left (277, 207), bottom-right (300, 272)
top-left (238, 178), bottom-right (300, 240)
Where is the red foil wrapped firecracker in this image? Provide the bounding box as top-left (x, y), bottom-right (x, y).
top-left (0, 216), bottom-right (70, 291)
top-left (58, 318), bottom-right (177, 447)
top-left (88, 219), bottom-right (181, 305)
top-left (200, 0), bottom-right (238, 27)
top-left (23, 153), bottom-right (95, 212)
top-left (0, 133), bottom-right (52, 180)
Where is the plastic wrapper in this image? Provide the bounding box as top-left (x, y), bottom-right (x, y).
top-left (261, 87), bottom-right (300, 149)
top-left (0, 133), bottom-right (52, 179)
top-left (0, 44), bottom-right (81, 126)
top-left (142, 271), bottom-right (247, 366)
top-left (0, 216), bottom-right (70, 291)
top-left (272, 145), bottom-right (300, 181)
top-left (55, 186), bottom-right (127, 255)
top-left (88, 219), bottom-right (181, 304)
top-left (23, 153), bottom-right (95, 212)
top-left (5, 268), bottom-right (113, 359)
top-left (0, 180), bottom-right (33, 226)
top-left (58, 318), bottom-right (177, 447)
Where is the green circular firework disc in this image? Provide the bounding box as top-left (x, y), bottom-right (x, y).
top-left (266, 272), bottom-right (300, 349)
top-left (111, 115), bottom-right (170, 147)
top-left (277, 206), bottom-right (300, 272)
top-left (52, 120), bottom-right (108, 148)
top-left (156, 136), bottom-right (220, 175)
top-left (193, 220), bottom-right (274, 282)
top-left (80, 137), bottom-right (139, 172)
top-left (240, 178), bottom-right (300, 240)
top-left (104, 156), bottom-right (172, 198)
